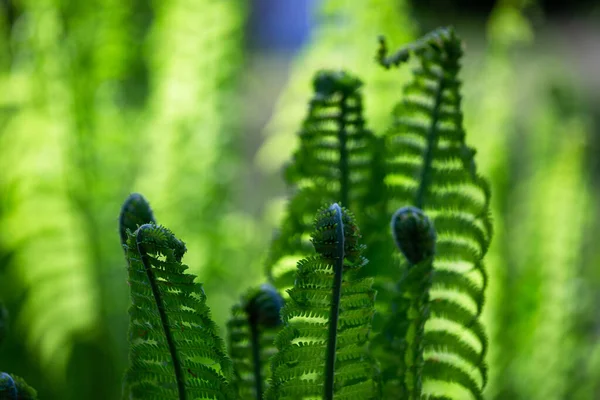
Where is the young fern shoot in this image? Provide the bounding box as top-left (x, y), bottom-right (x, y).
top-left (377, 28), bottom-right (492, 399)
top-left (374, 207), bottom-right (436, 398)
top-left (119, 193), bottom-right (157, 247)
top-left (267, 204), bottom-right (378, 399)
top-left (121, 195), bottom-right (235, 400)
top-left (227, 284), bottom-right (284, 399)
top-left (265, 71), bottom-right (377, 291)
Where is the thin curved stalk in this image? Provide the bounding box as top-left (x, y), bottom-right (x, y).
top-left (324, 203), bottom-right (345, 400)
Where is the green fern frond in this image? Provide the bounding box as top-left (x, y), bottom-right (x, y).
top-left (266, 70), bottom-right (377, 291)
top-left (123, 223), bottom-right (235, 400)
top-left (378, 28), bottom-right (491, 399)
top-left (0, 373), bottom-right (38, 400)
top-left (257, 0), bottom-right (415, 173)
top-left (267, 204), bottom-right (378, 400)
top-left (227, 284), bottom-right (283, 399)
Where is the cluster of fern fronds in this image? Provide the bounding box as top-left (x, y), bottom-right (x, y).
top-left (114, 27), bottom-right (491, 400)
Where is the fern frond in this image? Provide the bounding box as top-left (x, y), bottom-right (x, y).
top-left (227, 284), bottom-right (283, 399)
top-left (123, 223), bottom-right (235, 400)
top-left (257, 0), bottom-right (416, 173)
top-left (0, 372), bottom-right (38, 400)
top-left (266, 71), bottom-right (377, 291)
top-left (267, 204), bottom-right (378, 400)
top-left (378, 28), bottom-right (491, 399)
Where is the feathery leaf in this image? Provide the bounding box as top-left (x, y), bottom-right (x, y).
top-left (266, 70), bottom-right (377, 292)
top-left (377, 28), bottom-right (491, 399)
top-left (267, 204), bottom-right (379, 399)
top-left (123, 223), bottom-right (235, 400)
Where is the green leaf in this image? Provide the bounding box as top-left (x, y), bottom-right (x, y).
top-left (123, 223), bottom-right (235, 400)
top-left (267, 204), bottom-right (379, 399)
top-left (377, 28), bottom-right (492, 399)
top-left (265, 70), bottom-right (378, 293)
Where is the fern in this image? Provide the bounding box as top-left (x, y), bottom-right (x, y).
top-left (373, 206), bottom-right (436, 398)
top-left (123, 223), bottom-right (235, 399)
top-left (265, 70), bottom-right (377, 291)
top-left (376, 28), bottom-right (492, 399)
top-left (267, 204), bottom-right (378, 400)
top-left (227, 284), bottom-right (283, 399)
top-left (257, 0), bottom-right (415, 172)
top-left (0, 373), bottom-right (38, 400)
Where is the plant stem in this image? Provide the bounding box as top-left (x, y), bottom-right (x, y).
top-left (249, 317), bottom-right (263, 399)
top-left (415, 72), bottom-right (445, 209)
top-left (324, 204), bottom-right (345, 400)
top-left (136, 226), bottom-right (186, 400)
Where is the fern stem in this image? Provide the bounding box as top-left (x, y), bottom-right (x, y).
top-left (415, 75), bottom-right (444, 209)
top-left (136, 225), bottom-right (186, 400)
top-left (248, 317), bottom-right (263, 399)
top-left (324, 203), bottom-right (345, 400)
top-left (338, 94), bottom-right (349, 207)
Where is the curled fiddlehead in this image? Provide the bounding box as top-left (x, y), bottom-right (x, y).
top-left (373, 207), bottom-right (436, 398)
top-left (227, 284), bottom-right (284, 399)
top-left (119, 192), bottom-right (156, 247)
top-left (0, 373), bottom-right (38, 400)
top-left (267, 204), bottom-right (378, 399)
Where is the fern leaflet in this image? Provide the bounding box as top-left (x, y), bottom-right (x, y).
top-left (378, 28), bottom-right (492, 399)
top-left (267, 204), bottom-right (378, 399)
top-left (266, 71), bottom-right (377, 292)
top-left (123, 223), bottom-right (235, 400)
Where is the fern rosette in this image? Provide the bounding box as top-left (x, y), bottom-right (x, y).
top-left (267, 204), bottom-right (378, 399)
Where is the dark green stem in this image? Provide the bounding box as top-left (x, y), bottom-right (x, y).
top-left (338, 94), bottom-right (349, 207)
top-left (324, 204), bottom-right (345, 400)
top-left (249, 317), bottom-right (263, 399)
top-left (136, 226), bottom-right (186, 400)
top-left (415, 75), bottom-right (445, 209)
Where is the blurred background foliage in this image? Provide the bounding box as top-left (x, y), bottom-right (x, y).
top-left (0, 0), bottom-right (598, 399)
